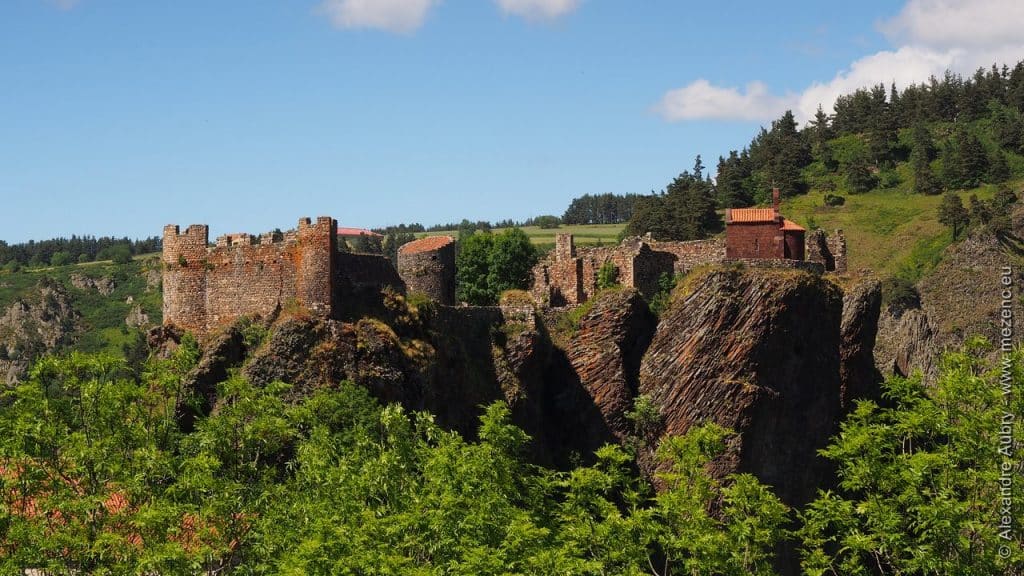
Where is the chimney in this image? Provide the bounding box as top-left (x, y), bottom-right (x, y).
top-left (772, 187), bottom-right (780, 214)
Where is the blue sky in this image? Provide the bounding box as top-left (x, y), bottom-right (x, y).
top-left (2, 0), bottom-right (1021, 242)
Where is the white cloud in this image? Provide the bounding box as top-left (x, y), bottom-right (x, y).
top-left (655, 80), bottom-right (795, 122)
top-left (496, 0), bottom-right (581, 21)
top-left (881, 0), bottom-right (1024, 50)
top-left (318, 0), bottom-right (440, 33)
top-left (656, 0), bottom-right (1024, 124)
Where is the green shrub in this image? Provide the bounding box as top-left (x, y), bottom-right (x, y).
top-left (823, 194), bottom-right (846, 207)
top-left (596, 261), bottom-right (619, 290)
top-left (50, 251), bottom-right (72, 267)
top-left (881, 276), bottom-right (921, 316)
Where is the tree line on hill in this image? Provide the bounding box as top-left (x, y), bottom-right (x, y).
top-left (0, 235), bottom-right (161, 271)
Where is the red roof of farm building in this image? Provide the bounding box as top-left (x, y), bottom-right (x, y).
top-left (780, 219), bottom-right (805, 231)
top-left (399, 235), bottom-right (455, 255)
top-left (728, 208), bottom-right (777, 223)
top-left (337, 227), bottom-right (383, 237)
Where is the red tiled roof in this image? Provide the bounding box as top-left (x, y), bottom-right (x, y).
top-left (728, 208), bottom-right (777, 223)
top-left (337, 227), bottom-right (383, 237)
top-left (781, 219), bottom-right (805, 231)
top-left (399, 235), bottom-right (455, 254)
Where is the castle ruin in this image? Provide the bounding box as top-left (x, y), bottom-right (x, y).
top-left (163, 213), bottom-right (847, 335)
top-left (162, 216), bottom-right (402, 336)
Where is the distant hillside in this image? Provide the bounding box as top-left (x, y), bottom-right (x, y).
top-left (0, 257), bottom-right (162, 381)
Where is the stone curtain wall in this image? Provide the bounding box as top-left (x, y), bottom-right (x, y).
top-left (162, 217), bottom-right (336, 336)
top-left (648, 238), bottom-right (725, 275)
top-left (725, 222), bottom-right (785, 259)
top-left (397, 237), bottom-right (456, 305)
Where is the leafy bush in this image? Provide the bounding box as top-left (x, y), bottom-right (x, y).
top-left (880, 276), bottom-right (921, 316)
top-left (823, 193), bottom-right (845, 207)
top-left (596, 261), bottom-right (619, 290)
top-left (49, 251), bottom-right (71, 267)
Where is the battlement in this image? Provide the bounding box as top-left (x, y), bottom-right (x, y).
top-left (162, 216), bottom-right (337, 336)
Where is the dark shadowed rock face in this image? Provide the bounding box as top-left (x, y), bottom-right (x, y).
top-left (639, 268), bottom-right (844, 507)
top-left (554, 288), bottom-right (656, 454)
top-left (839, 278), bottom-right (883, 410)
top-left (244, 316), bottom-right (432, 407)
top-left (178, 325), bottom-right (247, 433)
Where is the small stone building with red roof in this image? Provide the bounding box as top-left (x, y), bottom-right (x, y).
top-left (725, 188), bottom-right (805, 261)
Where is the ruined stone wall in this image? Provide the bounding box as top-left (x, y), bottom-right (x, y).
top-left (724, 258), bottom-right (825, 273)
top-left (726, 222), bottom-right (785, 259)
top-left (532, 234), bottom-right (727, 306)
top-left (336, 252), bottom-right (404, 293)
top-left (163, 217), bottom-right (336, 336)
top-left (648, 238), bottom-right (725, 275)
top-left (827, 230), bottom-right (848, 273)
top-left (805, 229), bottom-right (847, 273)
top-left (397, 237), bottom-right (456, 305)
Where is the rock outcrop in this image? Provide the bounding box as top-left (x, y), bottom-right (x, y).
top-left (69, 273), bottom-right (115, 296)
top-left (839, 278), bottom-right (883, 409)
top-left (548, 288), bottom-right (656, 456)
top-left (875, 308), bottom-right (937, 378)
top-left (875, 228), bottom-right (1023, 380)
top-left (0, 279), bottom-right (79, 383)
top-left (638, 268), bottom-right (844, 507)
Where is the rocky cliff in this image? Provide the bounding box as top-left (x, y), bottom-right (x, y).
top-left (637, 268), bottom-right (845, 507)
top-left (163, 263), bottom-right (887, 511)
top-left (0, 279), bottom-right (79, 383)
top-left (875, 225), bottom-right (1024, 379)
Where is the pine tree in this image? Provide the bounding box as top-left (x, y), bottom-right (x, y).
top-left (991, 105), bottom-right (1022, 151)
top-left (938, 192), bottom-right (970, 238)
top-left (913, 156), bottom-right (942, 195)
top-left (988, 149), bottom-right (1011, 183)
top-left (715, 151), bottom-right (753, 207)
top-left (958, 130), bottom-right (989, 187)
top-left (968, 194), bottom-right (992, 226)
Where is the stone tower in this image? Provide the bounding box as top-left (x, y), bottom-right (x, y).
top-left (397, 236), bottom-right (457, 305)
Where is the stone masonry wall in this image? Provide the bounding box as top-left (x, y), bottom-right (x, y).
top-left (805, 229), bottom-right (847, 273)
top-left (397, 236), bottom-right (456, 305)
top-left (163, 217), bottom-right (336, 336)
top-left (648, 238), bottom-right (725, 275)
top-left (531, 234), bottom-right (723, 306)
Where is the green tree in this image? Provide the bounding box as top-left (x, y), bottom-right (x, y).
top-left (49, 251), bottom-right (71, 267)
top-left (943, 126), bottom-right (989, 189)
top-left (845, 156), bottom-right (877, 194)
top-left (716, 150), bottom-right (754, 208)
top-left (991, 104), bottom-right (1022, 151)
top-left (968, 194), bottom-right (992, 226)
top-left (351, 233), bottom-right (383, 254)
top-left (383, 231), bottom-right (416, 264)
top-left (938, 192), bottom-right (970, 238)
top-left (455, 231), bottom-right (495, 305)
top-left (487, 228), bottom-right (539, 296)
top-left (799, 343), bottom-right (1024, 575)
top-left (988, 149), bottom-right (1011, 183)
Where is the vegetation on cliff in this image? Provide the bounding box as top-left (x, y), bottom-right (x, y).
top-left (1, 340), bottom-right (1019, 574)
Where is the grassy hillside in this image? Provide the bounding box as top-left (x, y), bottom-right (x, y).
top-left (416, 223), bottom-right (625, 250)
top-left (782, 182), bottom-right (1014, 279)
top-left (0, 257), bottom-right (162, 356)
